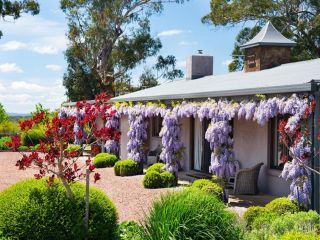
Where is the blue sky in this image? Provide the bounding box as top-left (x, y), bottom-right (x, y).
top-left (0, 0), bottom-right (244, 113)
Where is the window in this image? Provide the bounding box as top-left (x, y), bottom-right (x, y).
top-left (270, 116), bottom-right (291, 170)
top-left (152, 116), bottom-right (163, 137)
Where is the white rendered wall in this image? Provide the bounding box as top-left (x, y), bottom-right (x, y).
top-left (119, 115), bottom-right (129, 159)
top-left (233, 119), bottom-right (290, 196)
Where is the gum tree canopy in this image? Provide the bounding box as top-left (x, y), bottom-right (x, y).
top-left (202, 0), bottom-right (320, 71)
top-left (61, 0), bottom-right (186, 101)
top-left (0, 0), bottom-right (39, 38)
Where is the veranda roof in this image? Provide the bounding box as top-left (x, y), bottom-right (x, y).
top-left (111, 59), bottom-right (320, 102)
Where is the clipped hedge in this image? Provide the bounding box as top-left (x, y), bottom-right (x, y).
top-left (21, 129), bottom-right (46, 146)
top-left (265, 197), bottom-right (298, 215)
top-left (94, 153), bottom-right (118, 168)
top-left (191, 179), bottom-right (223, 199)
top-left (143, 164), bottom-right (177, 189)
top-left (160, 171), bottom-right (176, 188)
top-left (146, 163), bottom-right (165, 174)
top-left (244, 197), bottom-right (299, 229)
top-left (143, 171), bottom-right (162, 189)
top-left (114, 159), bottom-right (142, 176)
top-left (243, 206), bottom-right (267, 229)
top-left (143, 188), bottom-right (243, 240)
top-left (0, 178), bottom-right (118, 240)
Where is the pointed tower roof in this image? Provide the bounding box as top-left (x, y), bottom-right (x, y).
top-left (241, 22), bottom-right (296, 49)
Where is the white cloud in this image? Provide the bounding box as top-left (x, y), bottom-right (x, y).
top-left (0, 15), bottom-right (67, 55)
top-left (157, 29), bottom-right (185, 37)
top-left (0, 63), bottom-right (23, 73)
top-left (45, 64), bottom-right (62, 72)
top-left (179, 41), bottom-right (198, 46)
top-left (0, 94), bottom-right (32, 105)
top-left (0, 83), bottom-right (6, 91)
top-left (11, 81), bottom-right (47, 92)
top-left (222, 59), bottom-right (233, 66)
top-left (0, 41), bottom-right (27, 51)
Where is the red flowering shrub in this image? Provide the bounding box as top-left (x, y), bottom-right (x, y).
top-left (6, 93), bottom-right (120, 198)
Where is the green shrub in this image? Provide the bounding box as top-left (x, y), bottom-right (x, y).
top-left (248, 210), bottom-right (320, 239)
top-left (244, 206), bottom-right (267, 229)
top-left (17, 145), bottom-right (28, 151)
top-left (114, 159), bottom-right (142, 176)
top-left (252, 212), bottom-right (278, 230)
top-left (0, 178), bottom-right (118, 240)
top-left (118, 221), bottom-right (143, 240)
top-left (146, 163), bottom-right (165, 174)
top-left (143, 169), bottom-right (177, 189)
top-left (0, 136), bottom-right (11, 151)
top-left (160, 171), bottom-right (176, 187)
top-left (278, 231), bottom-right (319, 240)
top-left (265, 197), bottom-right (298, 215)
top-left (191, 179), bottom-right (223, 199)
top-left (142, 188), bottom-right (243, 240)
top-left (65, 144), bottom-right (82, 155)
top-left (21, 129), bottom-right (46, 146)
top-left (94, 153), bottom-right (118, 168)
top-left (0, 121), bottom-right (19, 135)
top-left (143, 171), bottom-right (162, 188)
top-left (270, 211), bottom-right (320, 237)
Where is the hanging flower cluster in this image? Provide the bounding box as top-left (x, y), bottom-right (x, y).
top-left (104, 107), bottom-right (120, 154)
top-left (159, 111), bottom-right (184, 175)
top-left (127, 110), bottom-right (148, 163)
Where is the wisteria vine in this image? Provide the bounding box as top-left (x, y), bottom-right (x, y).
top-left (115, 94), bottom-right (316, 205)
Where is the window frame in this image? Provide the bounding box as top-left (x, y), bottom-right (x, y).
top-left (269, 116), bottom-right (291, 171)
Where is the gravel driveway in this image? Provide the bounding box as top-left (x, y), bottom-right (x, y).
top-left (0, 152), bottom-right (171, 222)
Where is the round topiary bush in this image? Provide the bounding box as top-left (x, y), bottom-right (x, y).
top-left (265, 197), bottom-right (298, 215)
top-left (143, 171), bottom-right (162, 189)
top-left (143, 188), bottom-right (243, 240)
top-left (146, 163), bottom-right (165, 174)
top-left (21, 129), bottom-right (46, 146)
top-left (191, 179), bottom-right (223, 199)
top-left (0, 178), bottom-right (118, 240)
top-left (94, 153), bottom-right (118, 168)
top-left (244, 206), bottom-right (266, 229)
top-left (160, 171), bottom-right (176, 188)
top-left (114, 159), bottom-right (142, 176)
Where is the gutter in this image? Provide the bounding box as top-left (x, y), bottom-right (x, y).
top-left (110, 83), bottom-right (312, 102)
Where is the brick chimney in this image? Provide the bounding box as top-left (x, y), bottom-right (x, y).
top-left (186, 50), bottom-right (213, 80)
top-left (241, 22), bottom-right (296, 73)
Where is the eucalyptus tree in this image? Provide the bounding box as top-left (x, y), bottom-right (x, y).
top-left (0, 0), bottom-right (39, 38)
top-left (61, 0), bottom-right (186, 101)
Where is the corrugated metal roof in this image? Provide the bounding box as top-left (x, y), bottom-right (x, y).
top-left (241, 22), bottom-right (296, 49)
top-left (111, 59), bottom-right (320, 102)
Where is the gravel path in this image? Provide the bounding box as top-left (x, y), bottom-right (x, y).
top-left (0, 152), bottom-right (171, 223)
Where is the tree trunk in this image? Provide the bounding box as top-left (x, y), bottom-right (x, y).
top-left (85, 169), bottom-right (90, 239)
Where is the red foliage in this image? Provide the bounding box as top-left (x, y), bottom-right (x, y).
top-left (7, 92), bottom-right (119, 187)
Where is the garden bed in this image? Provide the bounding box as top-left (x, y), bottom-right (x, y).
top-left (0, 152), bottom-right (171, 222)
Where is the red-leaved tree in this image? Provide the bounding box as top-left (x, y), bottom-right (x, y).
top-left (6, 93), bottom-right (120, 236)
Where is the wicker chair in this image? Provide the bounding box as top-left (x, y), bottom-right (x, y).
top-left (146, 145), bottom-right (162, 165)
top-left (229, 162), bottom-right (264, 195)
